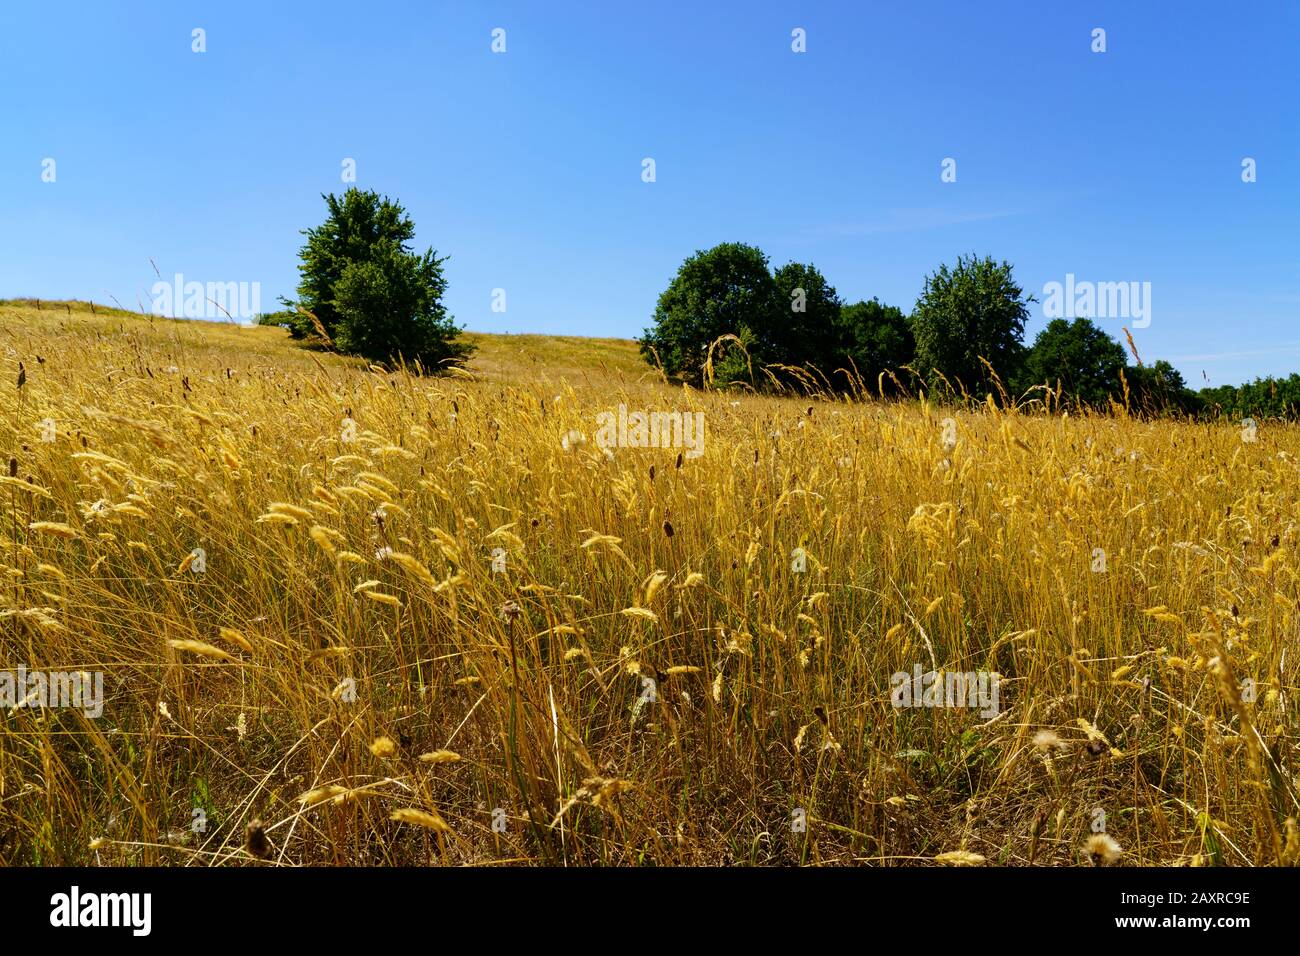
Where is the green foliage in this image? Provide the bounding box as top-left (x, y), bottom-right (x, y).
top-left (768, 262), bottom-right (842, 374)
top-left (639, 246), bottom-right (1224, 417)
top-left (1019, 317), bottom-right (1127, 407)
top-left (640, 243), bottom-right (905, 391)
top-left (1199, 374), bottom-right (1300, 420)
top-left (1126, 360), bottom-right (1200, 415)
top-left (711, 325), bottom-right (760, 389)
top-left (836, 298), bottom-right (915, 394)
top-left (255, 310), bottom-right (295, 328)
top-left (331, 239), bottom-right (472, 368)
top-left (284, 188), bottom-right (472, 369)
top-left (639, 243), bottom-right (777, 386)
top-left (910, 254), bottom-right (1032, 397)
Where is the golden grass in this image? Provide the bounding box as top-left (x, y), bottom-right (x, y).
top-left (0, 299), bottom-right (1297, 866)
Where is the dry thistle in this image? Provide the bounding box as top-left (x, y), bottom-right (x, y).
top-left (1032, 730), bottom-right (1065, 752)
top-left (1083, 833), bottom-right (1122, 866)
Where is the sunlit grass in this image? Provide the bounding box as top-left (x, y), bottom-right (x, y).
top-left (0, 299), bottom-right (1296, 866)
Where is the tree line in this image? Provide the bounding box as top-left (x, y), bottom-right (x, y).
top-left (257, 193), bottom-right (1285, 420)
top-left (639, 242), bottom-right (1273, 418)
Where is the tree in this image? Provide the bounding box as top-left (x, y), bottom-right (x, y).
top-left (909, 254), bottom-right (1032, 398)
top-left (1126, 360), bottom-right (1200, 415)
top-left (283, 189), bottom-right (471, 368)
top-left (331, 239), bottom-right (471, 367)
top-left (255, 309), bottom-right (295, 328)
top-left (835, 298), bottom-right (914, 392)
top-left (1200, 374), bottom-right (1300, 420)
top-left (1019, 317), bottom-right (1127, 407)
top-left (768, 262), bottom-right (842, 376)
top-left (640, 242), bottom-right (776, 387)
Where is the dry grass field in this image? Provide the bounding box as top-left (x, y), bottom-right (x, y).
top-left (1, 299), bottom-right (1297, 866)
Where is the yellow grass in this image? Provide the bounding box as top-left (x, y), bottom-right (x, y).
top-left (0, 298), bottom-right (1297, 866)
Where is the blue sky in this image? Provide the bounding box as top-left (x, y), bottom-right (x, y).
top-left (2, 1), bottom-right (1297, 387)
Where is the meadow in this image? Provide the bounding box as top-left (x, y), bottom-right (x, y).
top-left (1, 299), bottom-right (1296, 866)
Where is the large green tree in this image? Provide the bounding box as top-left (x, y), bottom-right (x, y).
top-left (639, 242), bottom-right (777, 386)
top-left (1020, 317), bottom-right (1127, 406)
top-left (910, 254), bottom-right (1032, 397)
top-left (283, 188), bottom-right (471, 368)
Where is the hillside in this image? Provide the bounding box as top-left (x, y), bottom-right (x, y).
top-left (0, 296), bottom-right (1296, 868)
top-left (0, 299), bottom-right (647, 386)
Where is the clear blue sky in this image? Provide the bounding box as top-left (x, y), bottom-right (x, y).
top-left (2, 1), bottom-right (1297, 387)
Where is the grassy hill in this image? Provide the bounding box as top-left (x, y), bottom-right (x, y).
top-left (0, 296), bottom-right (1296, 868)
top-left (0, 299), bottom-right (647, 385)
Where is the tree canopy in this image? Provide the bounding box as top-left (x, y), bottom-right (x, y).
top-left (629, 242), bottom-right (1239, 418)
top-left (1020, 317), bottom-right (1128, 407)
top-left (836, 298), bottom-right (914, 393)
top-left (639, 242), bottom-right (776, 387)
top-left (910, 254), bottom-right (1032, 397)
top-left (283, 188), bottom-right (472, 369)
